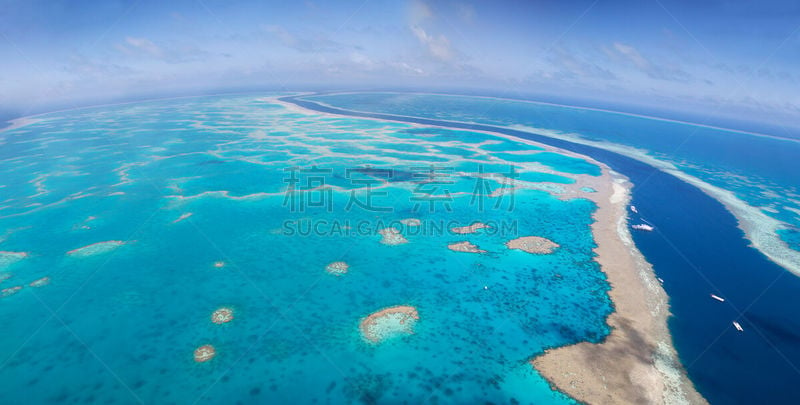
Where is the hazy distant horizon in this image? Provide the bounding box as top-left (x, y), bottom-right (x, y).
top-left (3, 86), bottom-right (798, 141)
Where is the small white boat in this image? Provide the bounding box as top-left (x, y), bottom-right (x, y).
top-left (733, 321), bottom-right (744, 332)
top-left (632, 224), bottom-right (654, 231)
top-left (710, 294), bottom-right (725, 302)
top-left (631, 205), bottom-right (638, 213)
top-left (657, 277), bottom-right (664, 284)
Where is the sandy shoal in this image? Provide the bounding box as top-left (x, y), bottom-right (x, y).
top-left (532, 163), bottom-right (706, 405)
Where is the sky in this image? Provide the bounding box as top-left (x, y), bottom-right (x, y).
top-left (1, 0), bottom-right (799, 132)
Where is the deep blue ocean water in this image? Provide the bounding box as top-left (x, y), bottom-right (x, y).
top-left (307, 93), bottom-right (800, 255)
top-left (0, 95), bottom-right (622, 404)
top-left (290, 93), bottom-right (800, 404)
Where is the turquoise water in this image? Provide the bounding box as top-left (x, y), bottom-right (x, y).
top-left (308, 92), bottom-right (800, 254)
top-left (0, 95), bottom-right (610, 403)
top-left (290, 92), bottom-right (800, 403)
top-left (525, 152), bottom-right (601, 176)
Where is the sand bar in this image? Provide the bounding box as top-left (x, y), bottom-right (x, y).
top-left (506, 236), bottom-right (559, 254)
top-left (172, 212), bottom-right (193, 224)
top-left (28, 277), bottom-right (50, 287)
top-left (531, 164), bottom-right (706, 404)
top-left (450, 222), bottom-right (490, 234)
top-left (67, 240), bottom-right (125, 257)
top-left (447, 241), bottom-right (486, 254)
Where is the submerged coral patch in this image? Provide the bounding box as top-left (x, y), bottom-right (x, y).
top-left (194, 345), bottom-right (216, 362)
top-left (172, 212), bottom-right (193, 224)
top-left (506, 236), bottom-right (559, 254)
top-left (399, 218), bottom-right (421, 226)
top-left (450, 222), bottom-right (490, 234)
top-left (360, 305), bottom-right (420, 343)
top-left (447, 241), bottom-right (486, 254)
top-left (0, 251), bottom-right (28, 269)
top-left (211, 307), bottom-right (234, 324)
top-left (67, 241), bottom-right (125, 257)
top-left (325, 261), bottom-right (349, 276)
top-left (378, 228), bottom-right (408, 245)
top-left (28, 277), bottom-right (50, 287)
top-left (1, 286), bottom-right (22, 297)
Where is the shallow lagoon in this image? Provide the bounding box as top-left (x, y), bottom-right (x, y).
top-left (0, 96), bottom-right (611, 404)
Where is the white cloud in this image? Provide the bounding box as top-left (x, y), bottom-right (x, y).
top-left (409, 0), bottom-right (433, 24)
top-left (123, 37), bottom-right (164, 59)
top-left (405, 1), bottom-right (472, 69)
top-left (346, 53), bottom-right (427, 76)
top-left (456, 2), bottom-right (475, 23)
top-left (607, 42), bottom-right (692, 82)
top-left (263, 24), bottom-right (346, 53)
top-left (264, 25), bottom-right (297, 48)
top-left (116, 36), bottom-right (207, 64)
top-left (396, 62), bottom-right (425, 75)
top-left (612, 42), bottom-right (650, 71)
top-left (349, 52), bottom-right (375, 70)
top-left (62, 54), bottom-right (134, 78)
top-left (410, 25), bottom-right (455, 62)
top-left (548, 47), bottom-right (616, 80)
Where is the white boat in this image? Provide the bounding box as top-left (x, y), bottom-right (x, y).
top-left (710, 294), bottom-right (725, 302)
top-left (631, 205), bottom-right (638, 213)
top-left (657, 278), bottom-right (664, 284)
top-left (632, 224), bottom-right (654, 231)
top-left (733, 321), bottom-right (744, 332)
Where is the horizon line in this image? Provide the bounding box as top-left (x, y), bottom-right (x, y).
top-left (2, 89), bottom-right (798, 145)
top-left (304, 90), bottom-right (800, 145)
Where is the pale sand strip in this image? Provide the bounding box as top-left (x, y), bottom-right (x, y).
top-left (532, 165), bottom-right (706, 405)
top-left (451, 222), bottom-right (490, 234)
top-left (447, 241), bottom-right (486, 254)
